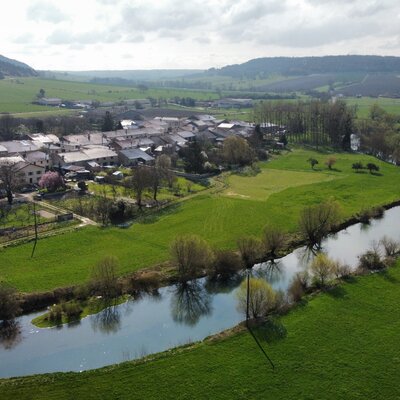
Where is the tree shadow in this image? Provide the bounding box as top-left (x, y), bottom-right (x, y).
top-left (370, 172), bottom-right (383, 177)
top-left (170, 281), bottom-right (212, 327)
top-left (257, 318), bottom-right (287, 343)
top-left (379, 269), bottom-right (398, 284)
top-left (255, 260), bottom-right (285, 285)
top-left (326, 285), bottom-right (347, 299)
top-left (0, 320), bottom-right (22, 350)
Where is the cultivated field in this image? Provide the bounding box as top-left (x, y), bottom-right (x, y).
top-left (0, 149), bottom-right (399, 293)
top-left (2, 259), bottom-right (400, 399)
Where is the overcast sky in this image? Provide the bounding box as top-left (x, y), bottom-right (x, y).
top-left (1, 0), bottom-right (399, 71)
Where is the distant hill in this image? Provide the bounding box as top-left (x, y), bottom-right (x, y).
top-left (207, 55), bottom-right (400, 78)
top-left (0, 54), bottom-right (37, 78)
top-left (41, 69), bottom-right (204, 82)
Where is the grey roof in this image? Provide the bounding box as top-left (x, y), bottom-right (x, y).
top-left (120, 148), bottom-right (154, 162)
top-left (177, 131), bottom-right (196, 139)
top-left (0, 140), bottom-right (39, 154)
top-left (25, 151), bottom-right (49, 163)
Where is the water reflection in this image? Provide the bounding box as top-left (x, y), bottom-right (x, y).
top-left (170, 281), bottom-right (212, 326)
top-left (0, 320), bottom-right (22, 350)
top-left (204, 274), bottom-right (243, 295)
top-left (296, 246), bottom-right (317, 267)
top-left (255, 261), bottom-right (285, 285)
top-left (91, 301), bottom-right (121, 334)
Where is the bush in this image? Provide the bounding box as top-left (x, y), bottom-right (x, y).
top-left (358, 208), bottom-right (373, 223)
top-left (0, 284), bottom-right (21, 321)
top-left (366, 163), bottom-right (379, 174)
top-left (380, 236), bottom-right (399, 257)
top-left (48, 304), bottom-right (62, 323)
top-left (237, 236), bottom-right (262, 268)
top-left (307, 158), bottom-right (319, 170)
top-left (358, 248), bottom-right (385, 271)
top-left (170, 235), bottom-right (215, 280)
top-left (310, 253), bottom-right (334, 287)
top-left (287, 271), bottom-right (309, 302)
top-left (352, 162), bottom-right (364, 172)
top-left (325, 157), bottom-right (337, 170)
top-left (332, 261), bottom-right (352, 279)
top-left (62, 301), bottom-right (82, 321)
top-left (210, 250), bottom-right (242, 278)
top-left (262, 225), bottom-right (287, 258)
top-left (236, 277), bottom-right (277, 319)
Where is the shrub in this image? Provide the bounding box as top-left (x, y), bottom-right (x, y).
top-left (325, 157), bottom-right (337, 170)
top-left (237, 236), bottom-right (262, 268)
top-left (366, 162), bottom-right (379, 174)
top-left (287, 271), bottom-right (309, 302)
top-left (380, 236), bottom-right (399, 257)
top-left (332, 261), bottom-right (352, 279)
top-left (0, 284), bottom-right (21, 321)
top-left (236, 277), bottom-right (277, 319)
top-left (170, 235), bottom-right (214, 280)
top-left (211, 250), bottom-right (241, 278)
top-left (307, 158), bottom-right (319, 170)
top-left (352, 162), bottom-right (364, 172)
top-left (62, 301), bottom-right (82, 321)
top-left (358, 248), bottom-right (385, 271)
top-left (48, 304), bottom-right (62, 323)
top-left (310, 253), bottom-right (334, 287)
top-left (372, 206), bottom-right (385, 219)
top-left (358, 208), bottom-right (373, 224)
top-left (262, 225), bottom-right (287, 259)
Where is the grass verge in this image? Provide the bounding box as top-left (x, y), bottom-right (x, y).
top-left (1, 260), bottom-right (400, 399)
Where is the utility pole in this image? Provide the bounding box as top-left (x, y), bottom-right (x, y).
top-left (31, 201), bottom-right (38, 258)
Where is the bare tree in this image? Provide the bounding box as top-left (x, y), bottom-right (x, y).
top-left (236, 277), bottom-right (276, 319)
top-left (90, 256), bottom-right (120, 298)
top-left (170, 235), bottom-right (214, 280)
top-left (299, 201), bottom-right (340, 248)
top-left (237, 236), bottom-right (262, 268)
top-left (127, 166), bottom-right (153, 208)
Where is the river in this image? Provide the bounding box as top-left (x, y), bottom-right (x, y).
top-left (0, 206), bottom-right (399, 378)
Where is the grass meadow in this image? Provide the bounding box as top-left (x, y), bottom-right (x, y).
top-left (0, 149), bottom-right (399, 293)
top-left (2, 260), bottom-right (400, 399)
top-left (0, 77), bottom-right (219, 115)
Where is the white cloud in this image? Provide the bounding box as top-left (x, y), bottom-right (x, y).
top-left (0, 0), bottom-right (398, 70)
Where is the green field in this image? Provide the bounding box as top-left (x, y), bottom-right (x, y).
top-left (0, 77), bottom-right (219, 115)
top-left (345, 96), bottom-right (400, 119)
top-left (0, 150), bottom-right (399, 293)
top-left (2, 259), bottom-right (400, 399)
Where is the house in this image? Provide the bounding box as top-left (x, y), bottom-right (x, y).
top-left (24, 151), bottom-right (51, 169)
top-left (0, 140), bottom-right (40, 155)
top-left (37, 98), bottom-right (62, 107)
top-left (118, 149), bottom-right (155, 166)
top-left (213, 98), bottom-right (253, 108)
top-left (55, 146), bottom-right (118, 168)
top-left (177, 131), bottom-right (196, 142)
top-left (0, 156), bottom-right (47, 185)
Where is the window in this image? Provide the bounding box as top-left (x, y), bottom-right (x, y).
top-left (28, 171), bottom-right (33, 176)
top-left (37, 171), bottom-right (41, 175)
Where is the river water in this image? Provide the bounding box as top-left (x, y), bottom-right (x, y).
top-left (1, 206), bottom-right (399, 378)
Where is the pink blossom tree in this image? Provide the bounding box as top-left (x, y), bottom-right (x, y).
top-left (38, 171), bottom-right (65, 192)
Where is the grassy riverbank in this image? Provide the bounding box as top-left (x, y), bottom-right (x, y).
top-left (31, 295), bottom-right (130, 328)
top-left (2, 260), bottom-right (400, 399)
top-left (1, 149), bottom-right (399, 293)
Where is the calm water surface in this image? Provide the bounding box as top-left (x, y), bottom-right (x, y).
top-left (1, 206), bottom-right (399, 378)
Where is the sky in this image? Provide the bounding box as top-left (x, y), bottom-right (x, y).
top-left (1, 0), bottom-right (399, 71)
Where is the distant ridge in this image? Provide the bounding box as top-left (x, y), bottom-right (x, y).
top-left (0, 54), bottom-right (37, 78)
top-left (207, 55), bottom-right (400, 78)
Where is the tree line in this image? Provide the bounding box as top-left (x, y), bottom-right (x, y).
top-left (254, 99), bottom-right (356, 150)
